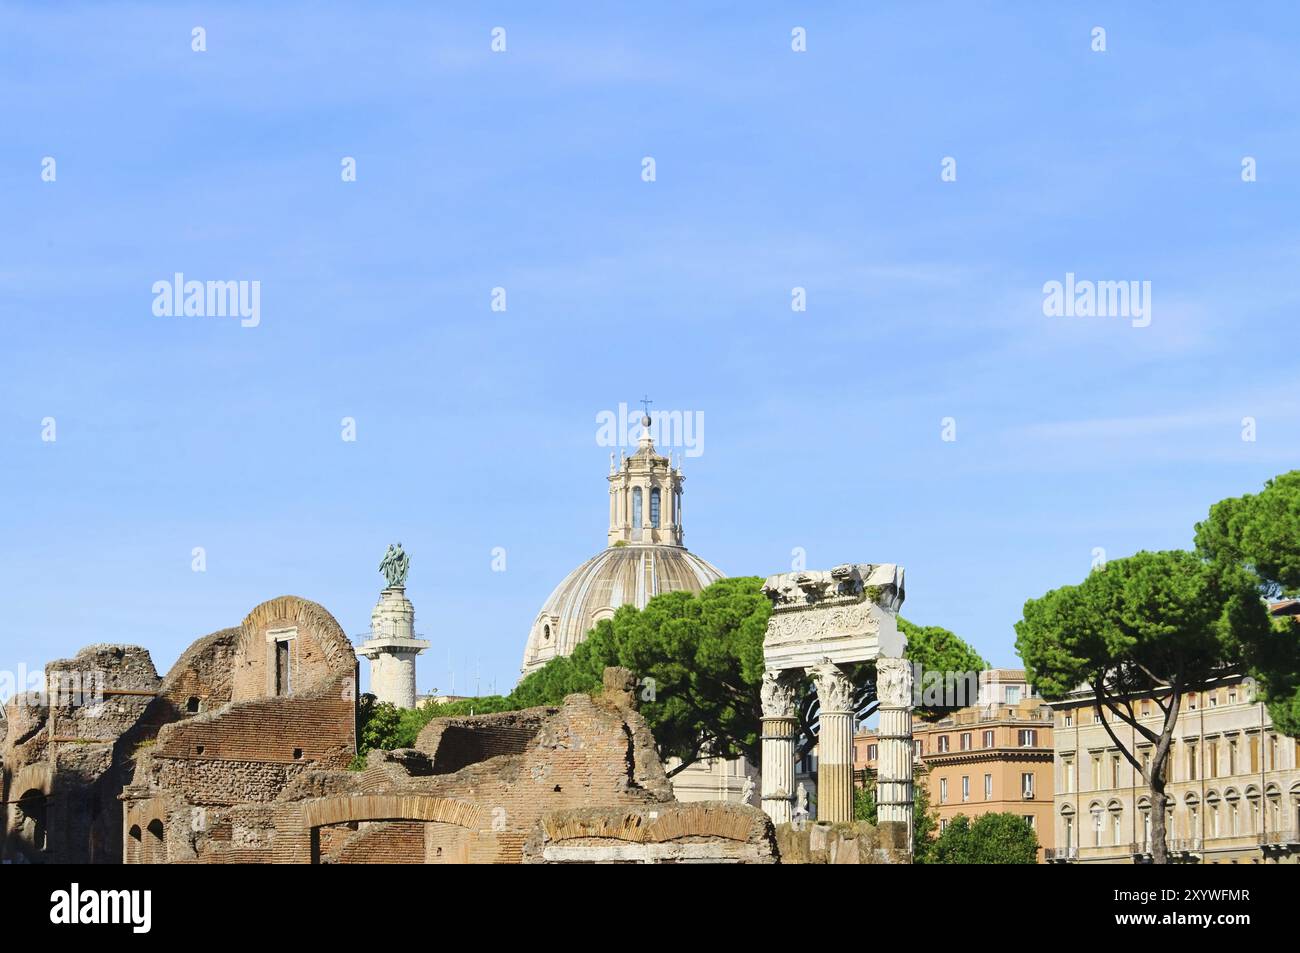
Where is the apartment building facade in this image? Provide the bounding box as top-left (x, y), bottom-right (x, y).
top-left (1047, 671), bottom-right (1300, 864)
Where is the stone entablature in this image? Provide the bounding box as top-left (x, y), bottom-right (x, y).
top-left (760, 564), bottom-right (905, 672)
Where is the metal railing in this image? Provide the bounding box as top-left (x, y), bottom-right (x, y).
top-left (1044, 846), bottom-right (1078, 862)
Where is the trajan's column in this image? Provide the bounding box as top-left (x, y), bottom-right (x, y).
top-left (357, 543), bottom-right (430, 708)
top-left (758, 564), bottom-right (912, 844)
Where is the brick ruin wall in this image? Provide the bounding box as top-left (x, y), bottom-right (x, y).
top-left (417, 709), bottom-right (552, 774)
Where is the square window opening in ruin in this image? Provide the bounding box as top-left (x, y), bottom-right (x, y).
top-left (196, 745), bottom-right (204, 756)
top-left (186, 696), bottom-right (201, 713)
top-left (293, 748), bottom-right (303, 760)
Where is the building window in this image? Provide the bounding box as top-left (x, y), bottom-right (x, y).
top-left (961, 776), bottom-right (970, 802)
top-left (914, 739), bottom-right (924, 757)
top-left (1111, 754), bottom-right (1122, 788)
top-left (632, 487), bottom-right (643, 530)
top-left (983, 729), bottom-right (994, 748)
top-left (1208, 740), bottom-right (1219, 779)
top-left (960, 732), bottom-right (972, 751)
top-left (984, 773), bottom-right (993, 800)
top-left (1064, 814), bottom-right (1074, 849)
top-left (1024, 814), bottom-right (1036, 830)
top-left (938, 735), bottom-right (950, 753)
top-left (867, 744), bottom-right (878, 761)
top-left (275, 639), bottom-right (291, 696)
top-left (649, 488), bottom-right (661, 528)
top-left (1018, 729), bottom-right (1037, 747)
top-left (1228, 737), bottom-right (1239, 776)
top-left (1063, 711), bottom-right (1073, 727)
top-left (940, 778), bottom-right (948, 804)
top-left (1005, 685), bottom-right (1021, 704)
top-left (1022, 772), bottom-right (1035, 799)
top-left (1062, 758), bottom-right (1075, 794)
top-left (1187, 742), bottom-right (1198, 781)
top-left (1092, 754), bottom-right (1103, 790)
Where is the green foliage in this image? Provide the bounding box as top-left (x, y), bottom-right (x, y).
top-left (1196, 471), bottom-right (1300, 737)
top-left (1196, 470), bottom-right (1300, 598)
top-left (357, 697), bottom-right (403, 756)
top-left (854, 771), bottom-right (938, 862)
top-left (929, 812), bottom-right (1038, 864)
top-left (355, 693), bottom-right (515, 759)
top-left (900, 617), bottom-right (988, 720)
top-left (511, 576), bottom-right (771, 771)
top-left (1015, 548), bottom-right (1274, 862)
top-left (1015, 550), bottom-right (1269, 703)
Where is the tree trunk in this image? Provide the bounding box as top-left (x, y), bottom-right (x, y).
top-left (1149, 782), bottom-right (1169, 865)
top-left (1146, 689), bottom-right (1181, 865)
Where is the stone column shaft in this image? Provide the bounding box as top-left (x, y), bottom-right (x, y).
top-left (811, 663), bottom-right (855, 824)
top-left (760, 716), bottom-right (797, 825)
top-left (875, 657), bottom-right (915, 847)
top-left (760, 669), bottom-right (800, 825)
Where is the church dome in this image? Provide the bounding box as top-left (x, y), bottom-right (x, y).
top-left (521, 544), bottom-right (724, 673)
top-left (521, 408), bottom-right (724, 674)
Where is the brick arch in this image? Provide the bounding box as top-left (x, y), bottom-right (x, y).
top-left (302, 794), bottom-right (486, 830)
top-left (239, 595), bottom-right (356, 679)
top-left (11, 763), bottom-right (52, 799)
top-left (124, 798), bottom-right (169, 833)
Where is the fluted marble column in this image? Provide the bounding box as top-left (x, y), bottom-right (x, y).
top-left (760, 670), bottom-right (799, 825)
top-left (811, 662), bottom-right (855, 823)
top-left (875, 656), bottom-right (914, 844)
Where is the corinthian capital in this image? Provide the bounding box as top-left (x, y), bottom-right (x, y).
top-left (876, 656), bottom-right (913, 708)
top-left (760, 669), bottom-right (799, 719)
top-left (810, 661), bottom-right (854, 713)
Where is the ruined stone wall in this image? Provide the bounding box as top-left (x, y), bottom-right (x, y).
top-left (141, 628), bottom-right (239, 730)
top-left (416, 709), bottom-right (551, 774)
top-left (775, 819), bottom-right (911, 864)
top-left (289, 690), bottom-right (676, 864)
top-left (1, 645), bottom-right (163, 864)
top-left (330, 821), bottom-right (426, 863)
top-left (140, 678), bottom-right (355, 806)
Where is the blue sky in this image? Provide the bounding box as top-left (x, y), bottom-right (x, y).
top-left (3, 2), bottom-right (1299, 698)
